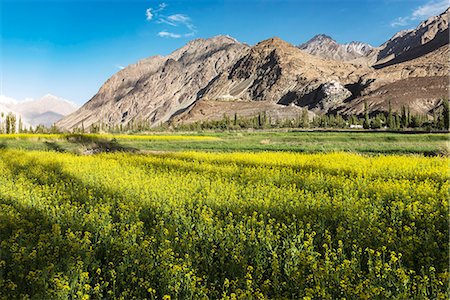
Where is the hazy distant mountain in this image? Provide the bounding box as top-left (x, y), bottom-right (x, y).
top-left (298, 34), bottom-right (374, 61)
top-left (0, 94), bottom-right (78, 127)
top-left (57, 9), bottom-right (449, 131)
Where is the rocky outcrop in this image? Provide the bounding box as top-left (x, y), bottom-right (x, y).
top-left (200, 37), bottom-right (365, 104)
top-left (316, 81), bottom-right (352, 113)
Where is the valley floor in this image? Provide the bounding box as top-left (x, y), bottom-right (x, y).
top-left (0, 130), bottom-right (448, 155)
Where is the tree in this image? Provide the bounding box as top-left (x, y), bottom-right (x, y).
top-left (18, 116), bottom-right (23, 133)
top-left (301, 109), bottom-right (309, 128)
top-left (371, 116), bottom-right (382, 129)
top-left (400, 106), bottom-right (409, 128)
top-left (5, 113), bottom-right (16, 134)
top-left (442, 99), bottom-right (449, 131)
top-left (387, 100), bottom-right (395, 129)
top-left (5, 114), bottom-right (10, 134)
top-left (363, 101), bottom-right (370, 129)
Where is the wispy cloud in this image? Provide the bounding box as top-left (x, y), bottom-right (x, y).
top-left (146, 2), bottom-right (167, 21)
top-left (157, 30), bottom-right (195, 39)
top-left (391, 0), bottom-right (450, 27)
top-left (166, 14), bottom-right (195, 30)
top-left (158, 31), bottom-right (182, 38)
top-left (115, 65), bottom-right (125, 70)
top-left (390, 16), bottom-right (410, 27)
top-left (145, 2), bottom-right (196, 38)
top-left (145, 8), bottom-right (153, 21)
top-left (412, 0), bottom-right (450, 18)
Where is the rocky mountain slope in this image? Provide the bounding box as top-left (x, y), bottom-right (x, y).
top-left (57, 36), bottom-right (248, 130)
top-left (57, 9), bottom-right (449, 130)
top-left (298, 34), bottom-right (374, 62)
top-left (0, 94), bottom-right (78, 127)
top-left (375, 7), bottom-right (449, 68)
top-left (184, 37), bottom-right (368, 120)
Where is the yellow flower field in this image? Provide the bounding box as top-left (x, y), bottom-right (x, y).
top-left (0, 150), bottom-right (448, 299)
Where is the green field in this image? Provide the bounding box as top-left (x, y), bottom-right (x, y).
top-left (0, 132), bottom-right (449, 299)
top-left (0, 131), bottom-right (448, 155)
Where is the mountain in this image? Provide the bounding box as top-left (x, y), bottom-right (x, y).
top-left (57, 9), bottom-right (449, 131)
top-left (184, 37), bottom-right (368, 120)
top-left (375, 7), bottom-right (449, 68)
top-left (0, 94), bottom-right (78, 127)
top-left (298, 34), bottom-right (374, 62)
top-left (57, 35), bottom-right (248, 130)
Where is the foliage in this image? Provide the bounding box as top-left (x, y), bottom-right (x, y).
top-left (0, 132), bottom-right (448, 156)
top-left (1, 150), bottom-right (448, 299)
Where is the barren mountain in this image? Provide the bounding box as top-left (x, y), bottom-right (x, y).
top-left (57, 35), bottom-right (248, 130)
top-left (186, 37), bottom-right (368, 120)
top-left (57, 9), bottom-right (449, 130)
top-left (374, 7), bottom-right (449, 68)
top-left (340, 44), bottom-right (449, 116)
top-left (298, 34), bottom-right (374, 62)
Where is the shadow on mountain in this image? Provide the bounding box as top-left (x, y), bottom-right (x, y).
top-left (344, 79), bottom-right (375, 103)
top-left (373, 29), bottom-right (449, 69)
top-left (291, 89), bottom-right (322, 110)
top-left (278, 89), bottom-right (322, 110)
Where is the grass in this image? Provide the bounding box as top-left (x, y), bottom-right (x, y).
top-left (0, 131), bottom-right (448, 155)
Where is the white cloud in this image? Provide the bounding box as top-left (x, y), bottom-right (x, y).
top-left (146, 3), bottom-right (196, 38)
top-left (146, 2), bottom-right (167, 21)
top-left (412, 0), bottom-right (450, 19)
top-left (115, 65), bottom-right (125, 70)
top-left (391, 0), bottom-right (450, 27)
top-left (145, 8), bottom-right (153, 21)
top-left (390, 16), bottom-right (410, 27)
top-left (158, 3), bottom-right (167, 11)
top-left (157, 18), bottom-right (177, 26)
top-left (158, 31), bottom-right (196, 39)
top-left (167, 14), bottom-right (190, 24)
top-left (167, 14), bottom-right (195, 31)
top-left (158, 31), bottom-right (182, 39)
top-left (0, 95), bottom-right (18, 106)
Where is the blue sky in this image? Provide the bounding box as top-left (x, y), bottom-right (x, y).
top-left (1, 0), bottom-right (449, 105)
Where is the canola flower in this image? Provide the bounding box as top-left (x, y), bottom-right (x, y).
top-left (0, 150), bottom-right (448, 299)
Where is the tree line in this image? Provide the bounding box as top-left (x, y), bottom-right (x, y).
top-left (1, 99), bottom-right (449, 134)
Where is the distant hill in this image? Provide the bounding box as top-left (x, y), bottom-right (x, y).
top-left (0, 94), bottom-right (78, 128)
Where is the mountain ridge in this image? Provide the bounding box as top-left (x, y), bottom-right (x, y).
top-left (57, 9), bottom-right (450, 131)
